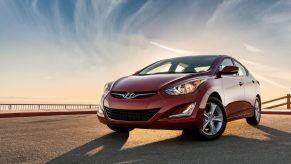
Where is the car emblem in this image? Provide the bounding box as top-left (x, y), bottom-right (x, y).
top-left (123, 92), bottom-right (136, 99)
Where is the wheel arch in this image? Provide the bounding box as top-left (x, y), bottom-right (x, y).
top-left (199, 89), bottom-right (224, 110)
top-left (208, 92), bottom-right (225, 112)
top-left (256, 94), bottom-right (261, 102)
top-left (209, 92), bottom-right (222, 102)
top-left (255, 94), bottom-right (261, 109)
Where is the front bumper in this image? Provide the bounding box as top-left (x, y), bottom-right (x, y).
top-left (97, 90), bottom-right (205, 130)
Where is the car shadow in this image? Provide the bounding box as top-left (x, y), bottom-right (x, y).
top-left (48, 125), bottom-right (291, 164)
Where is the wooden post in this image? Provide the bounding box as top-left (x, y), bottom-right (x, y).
top-left (287, 94), bottom-right (291, 109)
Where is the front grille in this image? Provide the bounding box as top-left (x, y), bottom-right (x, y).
top-left (111, 92), bottom-right (156, 99)
top-left (105, 107), bottom-right (159, 121)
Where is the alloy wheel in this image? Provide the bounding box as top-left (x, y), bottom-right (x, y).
top-left (254, 99), bottom-right (261, 122)
top-left (201, 102), bottom-right (224, 136)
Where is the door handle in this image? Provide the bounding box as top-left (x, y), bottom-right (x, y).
top-left (239, 82), bottom-right (243, 86)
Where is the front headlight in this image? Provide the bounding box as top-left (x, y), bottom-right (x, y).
top-left (102, 83), bottom-right (111, 98)
top-left (97, 82), bottom-right (114, 117)
top-left (165, 78), bottom-right (207, 95)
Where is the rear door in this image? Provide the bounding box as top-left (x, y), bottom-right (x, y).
top-left (219, 58), bottom-right (245, 118)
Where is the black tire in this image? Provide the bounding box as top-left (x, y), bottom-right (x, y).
top-left (108, 125), bottom-right (134, 133)
top-left (246, 97), bottom-right (261, 125)
top-left (193, 97), bottom-right (227, 141)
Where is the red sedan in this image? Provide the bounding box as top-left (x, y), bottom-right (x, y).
top-left (97, 55), bottom-right (261, 140)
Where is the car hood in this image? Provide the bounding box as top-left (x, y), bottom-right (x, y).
top-left (112, 73), bottom-right (208, 92)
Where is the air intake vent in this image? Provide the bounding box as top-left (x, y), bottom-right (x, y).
top-left (105, 107), bottom-right (159, 121)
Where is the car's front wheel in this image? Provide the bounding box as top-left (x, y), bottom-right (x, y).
top-left (194, 97), bottom-right (227, 140)
top-left (108, 125), bottom-right (134, 133)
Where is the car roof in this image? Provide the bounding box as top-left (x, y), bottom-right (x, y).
top-left (165, 55), bottom-right (226, 60)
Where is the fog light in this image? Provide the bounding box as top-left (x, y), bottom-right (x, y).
top-left (169, 102), bottom-right (196, 118)
top-left (97, 105), bottom-right (104, 117)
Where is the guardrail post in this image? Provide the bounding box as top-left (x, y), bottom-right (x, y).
top-left (287, 94), bottom-right (290, 109)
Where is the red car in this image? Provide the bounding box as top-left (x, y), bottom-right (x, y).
top-left (97, 55), bottom-right (261, 140)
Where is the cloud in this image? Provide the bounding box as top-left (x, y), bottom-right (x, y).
top-left (150, 41), bottom-right (196, 55)
top-left (241, 59), bottom-right (291, 80)
top-left (240, 59), bottom-right (287, 88)
top-left (240, 59), bottom-right (271, 70)
top-left (253, 73), bottom-right (287, 89)
top-left (243, 43), bottom-right (262, 53)
top-left (1, 1), bottom-right (291, 102)
top-left (206, 1), bottom-right (242, 27)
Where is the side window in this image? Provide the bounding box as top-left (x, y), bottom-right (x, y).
top-left (220, 58), bottom-right (234, 71)
top-left (234, 61), bottom-right (247, 76)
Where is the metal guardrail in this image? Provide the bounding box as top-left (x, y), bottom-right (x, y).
top-left (262, 94), bottom-right (291, 109)
top-left (0, 104), bottom-right (98, 111)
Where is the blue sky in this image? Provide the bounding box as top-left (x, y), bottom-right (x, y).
top-left (0, 0), bottom-right (291, 103)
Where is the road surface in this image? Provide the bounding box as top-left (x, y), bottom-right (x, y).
top-left (1, 114), bottom-right (291, 164)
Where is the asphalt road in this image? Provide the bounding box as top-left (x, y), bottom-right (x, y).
top-left (1, 114), bottom-right (291, 164)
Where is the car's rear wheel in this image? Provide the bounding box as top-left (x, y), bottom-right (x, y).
top-left (194, 97), bottom-right (227, 140)
top-left (108, 125), bottom-right (134, 133)
top-left (246, 98), bottom-right (261, 125)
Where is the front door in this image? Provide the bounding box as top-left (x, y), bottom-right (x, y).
top-left (219, 58), bottom-right (245, 118)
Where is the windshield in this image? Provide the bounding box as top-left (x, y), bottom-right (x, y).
top-left (138, 56), bottom-right (217, 75)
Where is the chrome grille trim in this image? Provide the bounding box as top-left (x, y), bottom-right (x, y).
top-left (111, 92), bottom-right (156, 99)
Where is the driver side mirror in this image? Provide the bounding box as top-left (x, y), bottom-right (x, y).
top-left (217, 66), bottom-right (239, 78)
